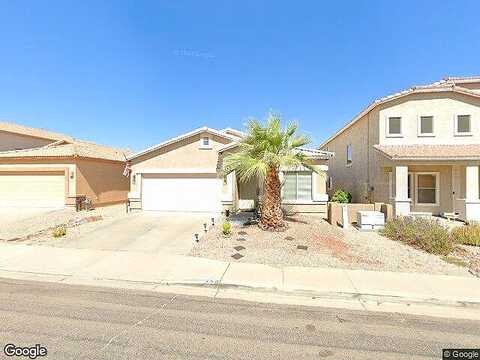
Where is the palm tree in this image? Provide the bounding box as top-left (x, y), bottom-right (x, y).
top-left (224, 113), bottom-right (314, 230)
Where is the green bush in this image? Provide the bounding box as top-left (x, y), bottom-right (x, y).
top-left (52, 226), bottom-right (67, 238)
top-left (222, 221), bottom-right (232, 236)
top-left (331, 189), bottom-right (352, 203)
top-left (451, 224), bottom-right (480, 246)
top-left (381, 217), bottom-right (453, 255)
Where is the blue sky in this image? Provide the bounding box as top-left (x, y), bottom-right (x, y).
top-left (1, 1), bottom-right (479, 151)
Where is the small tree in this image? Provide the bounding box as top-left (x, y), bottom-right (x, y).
top-left (224, 112), bottom-right (314, 230)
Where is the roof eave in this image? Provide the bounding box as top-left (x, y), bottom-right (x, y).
top-left (320, 86), bottom-right (480, 148)
top-left (128, 127), bottom-right (237, 160)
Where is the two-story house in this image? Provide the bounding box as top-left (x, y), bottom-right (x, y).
top-left (321, 76), bottom-right (480, 222)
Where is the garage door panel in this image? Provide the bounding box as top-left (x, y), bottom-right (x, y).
top-left (142, 175), bottom-right (222, 212)
top-left (0, 173), bottom-right (65, 208)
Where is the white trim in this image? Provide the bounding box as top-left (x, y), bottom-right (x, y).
top-left (415, 172), bottom-right (440, 206)
top-left (386, 116), bottom-right (403, 138)
top-left (417, 115), bottom-right (435, 137)
top-left (135, 168), bottom-right (218, 174)
top-left (199, 135), bottom-right (212, 149)
top-left (454, 114), bottom-right (473, 137)
top-left (127, 127), bottom-right (237, 160)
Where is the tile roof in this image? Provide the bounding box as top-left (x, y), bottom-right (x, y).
top-left (0, 121), bottom-right (74, 142)
top-left (320, 77), bottom-right (480, 148)
top-left (218, 142), bottom-right (334, 159)
top-left (374, 144), bottom-right (480, 161)
top-left (127, 126), bottom-right (238, 160)
top-left (0, 141), bottom-right (129, 161)
top-left (0, 121), bottom-right (129, 162)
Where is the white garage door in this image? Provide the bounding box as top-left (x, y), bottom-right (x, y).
top-left (0, 172), bottom-right (65, 208)
top-left (142, 174), bottom-right (223, 212)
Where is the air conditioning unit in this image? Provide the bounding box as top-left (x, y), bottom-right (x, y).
top-left (357, 211), bottom-right (385, 230)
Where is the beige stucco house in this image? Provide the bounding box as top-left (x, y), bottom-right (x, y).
top-left (0, 121), bottom-right (130, 208)
top-left (321, 76), bottom-right (480, 222)
top-left (127, 126), bottom-right (333, 217)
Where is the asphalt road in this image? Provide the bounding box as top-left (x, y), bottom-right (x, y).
top-left (0, 278), bottom-right (479, 360)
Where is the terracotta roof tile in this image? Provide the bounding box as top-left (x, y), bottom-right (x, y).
top-left (0, 141), bottom-right (129, 162)
top-left (0, 122), bottom-right (129, 162)
top-left (374, 144), bottom-right (480, 161)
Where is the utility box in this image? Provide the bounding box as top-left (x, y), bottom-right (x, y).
top-left (357, 211), bottom-right (385, 230)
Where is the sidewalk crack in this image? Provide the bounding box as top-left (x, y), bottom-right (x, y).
top-left (214, 262), bottom-right (231, 300)
top-left (344, 270), bottom-right (367, 311)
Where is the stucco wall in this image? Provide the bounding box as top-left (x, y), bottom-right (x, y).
top-left (378, 92), bottom-right (480, 145)
top-left (323, 91), bottom-right (480, 205)
top-left (0, 131), bottom-right (54, 151)
top-left (321, 112), bottom-right (374, 203)
top-left (130, 132), bottom-right (232, 193)
top-left (76, 158), bottom-right (129, 206)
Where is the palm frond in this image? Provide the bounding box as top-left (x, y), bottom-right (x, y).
top-left (223, 112), bottom-right (315, 181)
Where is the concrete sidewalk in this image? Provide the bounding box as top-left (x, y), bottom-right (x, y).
top-left (0, 242), bottom-right (479, 320)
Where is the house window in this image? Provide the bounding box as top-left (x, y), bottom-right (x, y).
top-left (419, 116), bottom-right (434, 136)
top-left (455, 115), bottom-right (472, 136)
top-left (416, 173), bottom-right (439, 205)
top-left (346, 144), bottom-right (352, 166)
top-left (387, 116), bottom-right (402, 137)
top-left (282, 171), bottom-right (312, 201)
top-left (200, 136), bottom-right (211, 148)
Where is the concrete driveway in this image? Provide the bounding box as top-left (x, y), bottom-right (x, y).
top-left (0, 207), bottom-right (63, 225)
top-left (52, 212), bottom-right (215, 255)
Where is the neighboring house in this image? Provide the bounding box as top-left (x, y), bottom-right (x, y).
top-left (320, 76), bottom-right (480, 222)
top-left (127, 126), bottom-right (333, 216)
top-left (0, 121), bottom-right (130, 208)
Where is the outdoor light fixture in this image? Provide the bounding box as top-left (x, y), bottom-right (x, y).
top-left (203, 223), bottom-right (207, 232)
top-left (194, 233), bottom-right (199, 242)
top-left (211, 217), bottom-right (215, 226)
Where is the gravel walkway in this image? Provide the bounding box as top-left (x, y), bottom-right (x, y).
top-left (0, 204), bottom-right (125, 241)
top-left (190, 215), bottom-right (472, 277)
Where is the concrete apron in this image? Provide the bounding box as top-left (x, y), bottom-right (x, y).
top-left (0, 243), bottom-right (479, 321)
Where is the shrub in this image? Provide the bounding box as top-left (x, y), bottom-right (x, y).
top-left (331, 189), bottom-right (352, 203)
top-left (52, 226), bottom-right (67, 238)
top-left (222, 221), bottom-right (232, 236)
top-left (451, 224), bottom-right (480, 246)
top-left (381, 217), bottom-right (453, 255)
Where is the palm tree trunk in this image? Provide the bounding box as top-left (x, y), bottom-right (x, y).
top-left (260, 167), bottom-right (284, 230)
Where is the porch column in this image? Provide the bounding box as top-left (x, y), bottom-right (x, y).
top-left (394, 165), bottom-right (410, 216)
top-left (465, 165), bottom-right (480, 222)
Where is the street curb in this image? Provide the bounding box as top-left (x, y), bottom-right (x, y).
top-left (0, 270), bottom-right (480, 311)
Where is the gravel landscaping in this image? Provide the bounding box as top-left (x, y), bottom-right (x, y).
top-left (0, 204), bottom-right (126, 241)
top-left (190, 214), bottom-right (472, 277)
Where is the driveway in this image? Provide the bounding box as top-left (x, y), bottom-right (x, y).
top-left (50, 212), bottom-right (215, 255)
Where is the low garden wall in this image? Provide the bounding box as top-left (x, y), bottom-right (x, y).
top-left (328, 202), bottom-right (393, 226)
